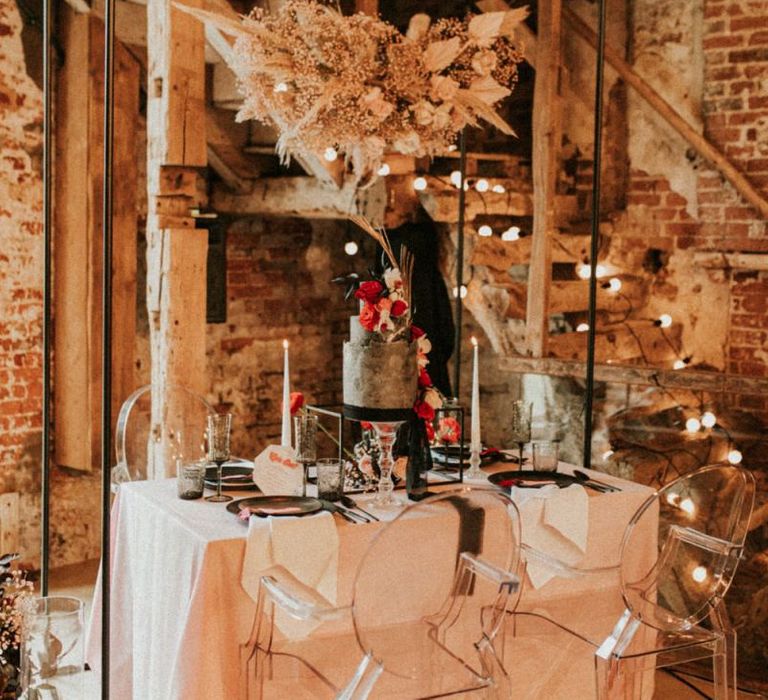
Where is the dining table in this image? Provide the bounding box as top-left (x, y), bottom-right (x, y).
top-left (84, 461), bottom-right (657, 699)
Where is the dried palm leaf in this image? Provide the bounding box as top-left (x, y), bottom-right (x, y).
top-left (348, 215), bottom-right (398, 270)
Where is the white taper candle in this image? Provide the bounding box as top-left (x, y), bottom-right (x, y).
top-left (471, 337), bottom-right (481, 452)
top-left (281, 339), bottom-right (291, 447)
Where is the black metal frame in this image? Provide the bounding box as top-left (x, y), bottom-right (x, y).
top-left (35, 1), bottom-right (608, 696)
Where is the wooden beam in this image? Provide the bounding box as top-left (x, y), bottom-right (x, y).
top-left (354, 0), bottom-right (378, 15)
top-left (54, 10), bottom-right (139, 471)
top-left (694, 251), bottom-right (768, 271)
top-left (419, 179), bottom-right (578, 224)
top-left (211, 176), bottom-right (386, 223)
top-left (470, 234), bottom-right (593, 269)
top-left (525, 0), bottom-right (562, 357)
top-left (146, 0), bottom-right (208, 478)
top-left (547, 322), bottom-right (682, 364)
top-left (503, 278), bottom-right (643, 318)
top-left (564, 6), bottom-right (768, 221)
top-left (497, 356), bottom-right (768, 395)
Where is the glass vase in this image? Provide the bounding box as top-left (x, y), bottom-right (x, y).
top-left (370, 421), bottom-right (404, 508)
top-left (20, 596), bottom-right (84, 699)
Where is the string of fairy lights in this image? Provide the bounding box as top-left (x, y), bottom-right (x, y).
top-left (339, 164), bottom-right (745, 471)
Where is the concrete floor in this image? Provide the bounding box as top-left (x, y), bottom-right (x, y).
top-left (48, 560), bottom-right (766, 700)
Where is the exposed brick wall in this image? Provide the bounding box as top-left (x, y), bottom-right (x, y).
top-left (206, 217), bottom-right (375, 459)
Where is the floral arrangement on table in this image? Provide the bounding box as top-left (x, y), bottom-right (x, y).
top-left (0, 555), bottom-right (33, 697)
top-left (177, 0), bottom-right (527, 178)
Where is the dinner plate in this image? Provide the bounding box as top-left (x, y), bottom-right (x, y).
top-left (204, 464), bottom-right (257, 491)
top-left (488, 470), bottom-right (578, 490)
top-left (226, 496), bottom-right (323, 519)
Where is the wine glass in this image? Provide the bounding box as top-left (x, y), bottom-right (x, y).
top-left (509, 400), bottom-right (532, 469)
top-left (294, 413), bottom-right (318, 497)
top-left (205, 413), bottom-right (233, 503)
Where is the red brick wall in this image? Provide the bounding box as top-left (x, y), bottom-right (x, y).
top-left (206, 217), bottom-right (376, 458)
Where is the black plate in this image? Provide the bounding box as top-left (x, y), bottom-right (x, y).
top-left (226, 496), bottom-right (323, 519)
top-left (431, 445), bottom-right (496, 467)
top-left (204, 464), bottom-right (257, 491)
top-left (488, 470), bottom-right (578, 490)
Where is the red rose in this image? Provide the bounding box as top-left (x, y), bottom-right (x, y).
top-left (361, 421), bottom-right (373, 431)
top-left (359, 303), bottom-right (380, 332)
top-left (289, 392), bottom-right (304, 416)
top-left (425, 421), bottom-right (435, 442)
top-left (437, 417), bottom-right (461, 445)
top-left (410, 325), bottom-right (426, 341)
top-left (354, 280), bottom-right (384, 304)
top-left (414, 399), bottom-right (435, 422)
top-left (390, 300), bottom-right (408, 317)
top-left (418, 368), bottom-right (432, 389)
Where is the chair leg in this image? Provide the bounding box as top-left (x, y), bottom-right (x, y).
top-left (712, 639), bottom-right (729, 700)
top-left (710, 600), bottom-right (737, 700)
top-left (476, 635), bottom-right (511, 699)
top-left (336, 653), bottom-right (383, 700)
top-left (594, 653), bottom-right (613, 700)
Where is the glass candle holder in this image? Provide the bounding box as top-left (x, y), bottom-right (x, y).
top-left (316, 458), bottom-right (343, 501)
top-left (177, 459), bottom-right (207, 500)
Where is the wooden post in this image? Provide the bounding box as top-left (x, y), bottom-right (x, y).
top-left (54, 9), bottom-right (139, 470)
top-left (525, 0), bottom-right (562, 357)
top-left (146, 0), bottom-right (208, 477)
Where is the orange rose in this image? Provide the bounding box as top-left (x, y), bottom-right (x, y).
top-left (359, 303), bottom-right (380, 332)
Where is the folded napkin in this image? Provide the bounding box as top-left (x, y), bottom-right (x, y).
top-left (241, 511), bottom-right (339, 639)
top-left (510, 484), bottom-right (589, 589)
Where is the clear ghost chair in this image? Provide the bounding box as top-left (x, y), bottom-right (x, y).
top-left (111, 384), bottom-right (214, 488)
top-left (506, 464), bottom-right (755, 699)
top-left (241, 487), bottom-right (522, 699)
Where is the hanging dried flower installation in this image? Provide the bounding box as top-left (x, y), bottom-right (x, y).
top-left (178, 1), bottom-right (527, 179)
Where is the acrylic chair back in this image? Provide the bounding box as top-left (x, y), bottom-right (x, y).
top-left (113, 384), bottom-right (214, 484)
top-left (344, 487), bottom-right (522, 698)
top-left (619, 464), bottom-right (755, 632)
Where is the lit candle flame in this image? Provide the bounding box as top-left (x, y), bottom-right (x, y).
top-left (282, 339), bottom-right (289, 350)
top-left (471, 336), bottom-right (478, 347)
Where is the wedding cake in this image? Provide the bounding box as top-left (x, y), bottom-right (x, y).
top-left (343, 315), bottom-right (418, 422)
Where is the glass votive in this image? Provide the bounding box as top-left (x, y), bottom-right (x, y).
top-left (532, 441), bottom-right (559, 472)
top-left (316, 458), bottom-right (343, 501)
top-left (177, 459), bottom-right (207, 500)
top-left (21, 596), bottom-right (84, 698)
top-left (294, 414), bottom-right (318, 465)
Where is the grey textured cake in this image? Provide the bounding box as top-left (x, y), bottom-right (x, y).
top-left (343, 316), bottom-right (418, 420)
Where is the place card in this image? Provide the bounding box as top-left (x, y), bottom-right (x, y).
top-left (253, 445), bottom-right (303, 496)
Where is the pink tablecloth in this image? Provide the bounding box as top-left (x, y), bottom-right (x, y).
top-left (85, 469), bottom-right (655, 699)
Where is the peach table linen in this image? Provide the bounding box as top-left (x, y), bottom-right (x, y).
top-left (85, 467), bottom-right (654, 700)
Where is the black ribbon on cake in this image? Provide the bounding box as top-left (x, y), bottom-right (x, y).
top-left (342, 405), bottom-right (414, 423)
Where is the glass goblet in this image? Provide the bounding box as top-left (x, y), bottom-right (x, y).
top-left (205, 413), bottom-right (233, 503)
top-left (509, 400), bottom-right (532, 469)
top-left (294, 413), bottom-right (318, 497)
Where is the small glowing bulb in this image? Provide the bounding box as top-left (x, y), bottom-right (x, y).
top-left (576, 263), bottom-right (591, 280)
top-left (324, 147), bottom-right (338, 162)
top-left (450, 171), bottom-right (462, 188)
top-left (453, 285), bottom-right (468, 299)
top-left (492, 184), bottom-right (506, 193)
top-left (576, 323), bottom-right (590, 332)
top-left (673, 359), bottom-right (687, 370)
top-left (501, 226), bottom-right (521, 242)
top-left (680, 497), bottom-right (695, 515)
top-left (692, 566), bottom-right (707, 583)
top-left (685, 417), bottom-right (701, 433)
top-left (477, 225), bottom-right (493, 237)
top-left (608, 278), bottom-right (622, 292)
top-left (413, 176), bottom-right (428, 191)
top-left (274, 82), bottom-right (288, 93)
top-left (728, 449), bottom-right (743, 465)
top-left (595, 264), bottom-right (608, 278)
top-left (282, 339), bottom-right (289, 350)
top-left (666, 492), bottom-right (680, 505)
top-left (700, 411), bottom-right (717, 429)
top-left (471, 336), bottom-right (478, 347)
top-left (475, 179), bottom-right (490, 193)
top-left (447, 144), bottom-right (458, 152)
top-left (344, 241), bottom-right (358, 256)
top-left (377, 163), bottom-right (390, 177)
top-left (602, 450), bottom-right (614, 461)
top-left (658, 314), bottom-right (673, 328)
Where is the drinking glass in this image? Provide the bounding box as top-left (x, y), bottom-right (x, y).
top-left (205, 413), bottom-right (232, 503)
top-left (316, 458), bottom-right (343, 501)
top-left (294, 414), bottom-right (318, 497)
top-left (20, 596), bottom-right (84, 698)
top-left (532, 441), bottom-right (559, 472)
top-left (509, 400), bottom-right (532, 468)
top-left (177, 458), bottom-right (207, 499)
